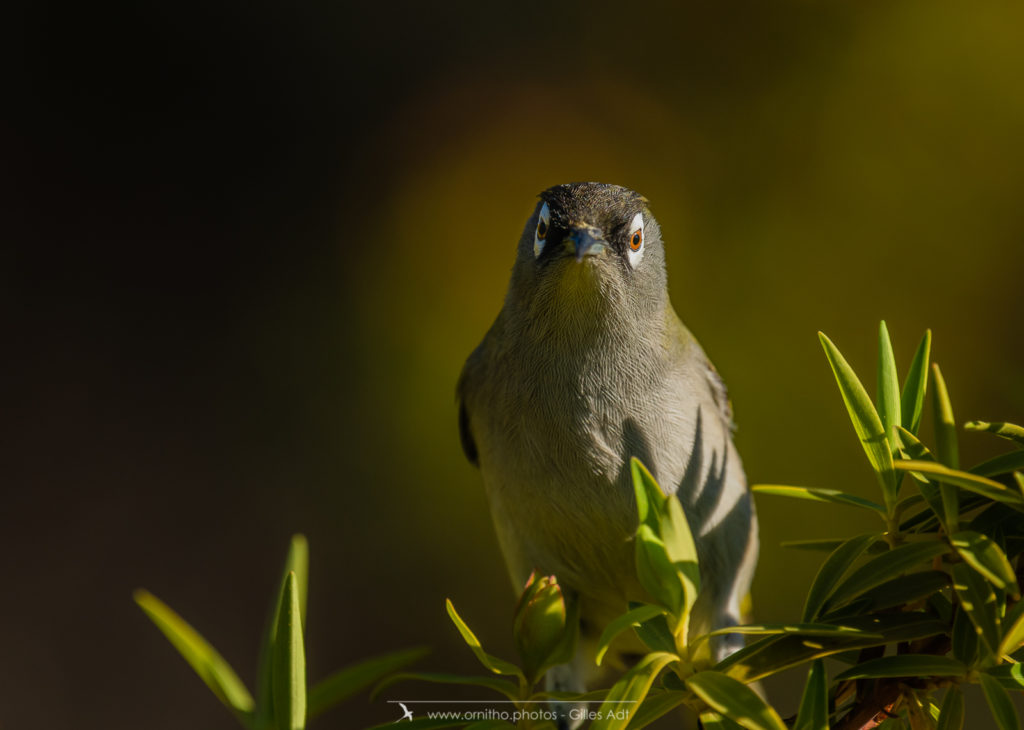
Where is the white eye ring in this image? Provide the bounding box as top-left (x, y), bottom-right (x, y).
top-left (626, 212), bottom-right (644, 268)
top-left (534, 202), bottom-right (550, 258)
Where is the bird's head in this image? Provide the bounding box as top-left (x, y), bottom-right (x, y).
top-left (506, 182), bottom-right (669, 335)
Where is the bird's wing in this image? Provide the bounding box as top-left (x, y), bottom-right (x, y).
top-left (701, 356), bottom-right (736, 433)
top-left (667, 309), bottom-right (735, 432)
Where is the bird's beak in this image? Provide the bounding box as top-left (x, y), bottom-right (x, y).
top-left (565, 225), bottom-right (607, 262)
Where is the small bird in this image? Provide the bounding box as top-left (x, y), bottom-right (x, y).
top-left (457, 182), bottom-right (758, 696)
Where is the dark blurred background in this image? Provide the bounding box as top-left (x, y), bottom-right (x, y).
top-left (4, 0), bottom-right (1023, 727)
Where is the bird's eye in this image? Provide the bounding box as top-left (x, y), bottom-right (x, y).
top-left (534, 202), bottom-right (551, 258)
top-left (626, 212), bottom-right (644, 268)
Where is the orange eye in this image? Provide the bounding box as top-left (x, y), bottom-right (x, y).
top-left (629, 229), bottom-right (642, 251)
top-left (537, 220), bottom-right (548, 240)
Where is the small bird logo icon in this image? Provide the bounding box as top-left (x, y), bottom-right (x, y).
top-left (395, 702), bottom-right (414, 722)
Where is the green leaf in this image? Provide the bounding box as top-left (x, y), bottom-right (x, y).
top-left (632, 457), bottom-right (664, 530)
top-left (950, 603), bottom-right (978, 666)
top-left (792, 660), bottom-right (827, 730)
top-left (621, 690), bottom-right (688, 729)
top-left (464, 721), bottom-right (516, 730)
top-left (134, 589), bottom-right (255, 719)
top-left (877, 320), bottom-right (902, 454)
top-left (936, 686), bottom-right (964, 730)
top-left (931, 364), bottom-right (961, 531)
top-left (833, 654), bottom-right (966, 680)
top-left (949, 531), bottom-right (1020, 597)
top-left (307, 647), bottom-right (428, 719)
top-left (822, 570), bottom-right (951, 619)
top-left (894, 461), bottom-right (1024, 511)
top-left (823, 540), bottom-right (950, 612)
top-left (802, 533), bottom-right (879, 621)
top-left (752, 485), bottom-right (886, 515)
top-left (984, 663), bottom-right (1024, 692)
top-left (717, 613), bottom-right (947, 684)
top-left (781, 537), bottom-right (887, 553)
top-left (931, 364), bottom-right (959, 469)
top-left (590, 651), bottom-right (678, 730)
top-left (256, 534), bottom-right (310, 730)
top-left (685, 671), bottom-right (786, 730)
top-left (699, 712), bottom-right (747, 730)
top-left (371, 671), bottom-right (520, 702)
top-left (819, 332), bottom-right (898, 511)
top-left (966, 421), bottom-right (1024, 446)
top-left (901, 329), bottom-right (932, 436)
top-left (595, 604), bottom-right (666, 666)
top-left (952, 563), bottom-right (1001, 656)
top-left (661, 495), bottom-right (701, 623)
top-left (700, 623), bottom-right (879, 641)
top-left (972, 450), bottom-right (1024, 479)
top-left (635, 525), bottom-right (686, 618)
top-left (979, 672), bottom-right (1022, 730)
top-left (273, 572), bottom-right (306, 730)
top-left (999, 597), bottom-right (1024, 656)
top-left (633, 609), bottom-right (677, 655)
top-left (445, 599), bottom-right (523, 678)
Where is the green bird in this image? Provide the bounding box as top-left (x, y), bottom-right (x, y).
top-left (457, 182), bottom-right (758, 696)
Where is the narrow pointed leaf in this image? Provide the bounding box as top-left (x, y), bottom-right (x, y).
top-left (782, 538), bottom-right (886, 553)
top-left (999, 597), bottom-right (1024, 656)
top-left (949, 531), bottom-right (1020, 597)
top-left (823, 540), bottom-right (949, 611)
top-left (445, 600), bottom-right (523, 678)
top-left (590, 651), bottom-right (678, 730)
top-left (951, 604), bottom-right (978, 665)
top-left (931, 364), bottom-right (960, 531)
top-left (307, 647), bottom-right (428, 719)
top-left (273, 572), bottom-right (306, 730)
top-left (819, 332), bottom-right (898, 509)
top-left (802, 533), bottom-right (878, 621)
top-left (901, 330), bottom-right (932, 436)
top-left (661, 494), bottom-right (701, 605)
top-left (256, 534), bottom-right (310, 728)
top-left (700, 712), bottom-right (747, 729)
top-left (717, 613), bottom-right (946, 683)
top-left (753, 485), bottom-right (886, 515)
top-left (134, 589), bottom-right (254, 717)
top-left (822, 570), bottom-right (950, 619)
top-left (622, 690), bottom-right (688, 729)
top-left (972, 451), bottom-right (1024, 479)
top-left (685, 671), bottom-right (786, 730)
top-left (834, 655), bottom-right (966, 680)
top-left (595, 604), bottom-right (665, 666)
top-left (936, 686), bottom-right (964, 730)
top-left (966, 421), bottom-right (1024, 446)
top-left (635, 525), bottom-right (686, 618)
top-left (793, 660), bottom-right (827, 730)
top-left (285, 535), bottom-right (309, 627)
top-left (979, 672), bottom-right (1022, 730)
top-left (371, 671), bottom-right (520, 702)
top-left (632, 457), bottom-right (664, 530)
top-left (633, 609), bottom-right (676, 655)
top-left (984, 663), bottom-right (1024, 692)
top-left (877, 320), bottom-right (902, 454)
top-left (952, 563), bottom-right (1001, 656)
top-left (931, 364), bottom-right (959, 469)
top-left (700, 623), bottom-right (880, 640)
top-left (894, 461), bottom-right (1024, 510)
